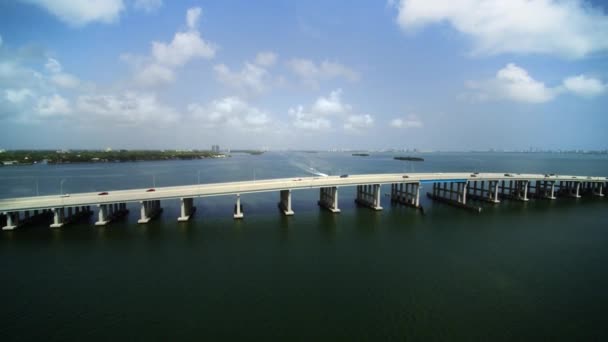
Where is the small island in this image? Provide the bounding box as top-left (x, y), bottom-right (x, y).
top-left (352, 153), bottom-right (370, 157)
top-left (394, 156), bottom-right (424, 162)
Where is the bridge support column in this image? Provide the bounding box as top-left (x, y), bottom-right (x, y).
top-left (178, 197), bottom-right (196, 222)
top-left (50, 207), bottom-right (65, 228)
top-left (95, 204), bottom-right (109, 226)
top-left (391, 182), bottom-right (420, 208)
top-left (234, 194), bottom-right (244, 219)
top-left (318, 187), bottom-right (340, 213)
top-left (427, 181), bottom-right (481, 212)
top-left (279, 190), bottom-right (294, 216)
top-left (138, 200), bottom-right (162, 224)
top-left (2, 212), bottom-right (19, 230)
top-left (355, 184), bottom-right (382, 210)
top-left (593, 183), bottom-right (604, 197)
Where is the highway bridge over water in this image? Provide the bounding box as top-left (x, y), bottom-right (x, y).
top-left (1, 172), bottom-right (606, 230)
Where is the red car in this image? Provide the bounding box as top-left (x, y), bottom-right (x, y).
top-left (98, 192), bottom-right (108, 195)
top-left (146, 188), bottom-right (156, 192)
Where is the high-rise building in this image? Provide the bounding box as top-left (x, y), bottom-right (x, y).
top-left (211, 145), bottom-right (220, 153)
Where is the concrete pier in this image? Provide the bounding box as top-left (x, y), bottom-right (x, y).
top-left (177, 197), bottom-right (196, 222)
top-left (318, 186), bottom-right (340, 213)
top-left (279, 189), bottom-right (294, 216)
top-left (466, 180), bottom-right (500, 204)
top-left (138, 200), bottom-right (162, 224)
top-left (2, 211), bottom-right (20, 230)
top-left (391, 182), bottom-right (421, 208)
top-left (427, 181), bottom-right (482, 212)
top-left (233, 194), bottom-right (244, 219)
top-left (355, 184), bottom-right (383, 210)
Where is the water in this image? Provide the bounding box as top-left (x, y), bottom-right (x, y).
top-left (1, 152), bottom-right (607, 340)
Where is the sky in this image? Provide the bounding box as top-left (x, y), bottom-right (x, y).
top-left (0, 0), bottom-right (607, 151)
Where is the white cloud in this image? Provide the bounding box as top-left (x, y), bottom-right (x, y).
top-left (392, 0), bottom-right (608, 59)
top-left (214, 63), bottom-right (268, 95)
top-left (77, 92), bottom-right (179, 125)
top-left (255, 51), bottom-right (278, 67)
top-left (312, 88), bottom-right (350, 114)
top-left (151, 30), bottom-right (216, 67)
top-left (390, 115), bottom-right (423, 128)
top-left (466, 63), bottom-right (556, 103)
top-left (51, 73), bottom-right (80, 88)
top-left (344, 114), bottom-right (374, 131)
top-left (37, 94), bottom-right (71, 116)
top-left (289, 89), bottom-right (371, 131)
top-left (133, 0), bottom-right (162, 12)
top-left (21, 0), bottom-right (125, 26)
top-left (186, 7), bottom-right (202, 30)
top-left (44, 57), bottom-right (80, 88)
top-left (45, 58), bottom-right (62, 73)
top-left (5, 88), bottom-right (34, 103)
top-left (562, 75), bottom-right (606, 97)
top-left (289, 106), bottom-right (332, 131)
top-left (126, 7), bottom-right (216, 86)
top-left (287, 58), bottom-right (359, 87)
top-left (188, 96), bottom-right (271, 129)
top-left (134, 63), bottom-right (175, 86)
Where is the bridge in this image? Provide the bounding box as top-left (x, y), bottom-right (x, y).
top-left (1, 172), bottom-right (605, 230)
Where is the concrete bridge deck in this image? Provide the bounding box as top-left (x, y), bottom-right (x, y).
top-left (1, 172), bottom-right (605, 230)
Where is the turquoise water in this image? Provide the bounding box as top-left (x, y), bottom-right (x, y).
top-left (1, 152), bottom-right (607, 340)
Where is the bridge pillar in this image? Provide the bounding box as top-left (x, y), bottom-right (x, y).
top-left (234, 194), bottom-right (244, 219)
top-left (50, 207), bottom-right (65, 228)
top-left (178, 197), bottom-right (196, 222)
top-left (279, 189), bottom-right (294, 216)
top-left (391, 182), bottom-right (420, 208)
top-left (355, 184), bottom-right (382, 210)
top-left (2, 212), bottom-right (19, 230)
top-left (318, 187), bottom-right (340, 213)
top-left (593, 183), bottom-right (604, 197)
top-left (427, 181), bottom-right (481, 212)
top-left (138, 200), bottom-right (161, 223)
top-left (95, 204), bottom-right (109, 226)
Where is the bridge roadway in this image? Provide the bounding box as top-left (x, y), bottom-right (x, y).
top-left (1, 172), bottom-right (606, 229)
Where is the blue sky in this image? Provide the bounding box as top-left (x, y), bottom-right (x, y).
top-left (1, 0), bottom-right (607, 151)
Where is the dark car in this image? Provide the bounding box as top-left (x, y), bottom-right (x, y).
top-left (98, 192), bottom-right (108, 195)
top-left (402, 175), bottom-right (409, 178)
top-left (146, 188), bottom-right (156, 192)
top-left (340, 174), bottom-right (349, 178)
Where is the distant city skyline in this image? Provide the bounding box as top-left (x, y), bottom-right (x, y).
top-left (1, 0), bottom-right (607, 151)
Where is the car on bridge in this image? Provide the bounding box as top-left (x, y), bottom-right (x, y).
top-left (98, 192), bottom-right (108, 196)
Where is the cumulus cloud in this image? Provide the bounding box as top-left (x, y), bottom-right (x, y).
top-left (392, 0), bottom-right (608, 59)
top-left (37, 94), bottom-right (71, 117)
top-left (289, 106), bottom-right (332, 131)
top-left (287, 58), bottom-right (359, 87)
top-left (312, 89), bottom-right (350, 114)
top-left (5, 88), bottom-right (34, 104)
top-left (126, 7), bottom-right (216, 86)
top-left (133, 0), bottom-right (162, 12)
top-left (466, 63), bottom-right (607, 103)
top-left (43, 57), bottom-right (80, 88)
top-left (21, 0), bottom-right (125, 26)
top-left (134, 63), bottom-right (175, 86)
top-left (255, 51), bottom-right (278, 67)
top-left (187, 96), bottom-right (271, 129)
top-left (390, 115), bottom-right (423, 128)
top-left (76, 92), bottom-right (179, 125)
top-left (288, 89), bottom-right (372, 131)
top-left (562, 75), bottom-right (606, 97)
top-left (344, 114), bottom-right (374, 131)
top-left (466, 63), bottom-right (556, 103)
top-left (214, 62), bottom-right (269, 95)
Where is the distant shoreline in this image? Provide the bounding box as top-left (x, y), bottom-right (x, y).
top-left (0, 150), bottom-right (269, 166)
